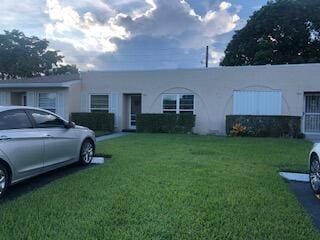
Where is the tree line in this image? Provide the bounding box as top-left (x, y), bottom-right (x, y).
top-left (0, 30), bottom-right (78, 80)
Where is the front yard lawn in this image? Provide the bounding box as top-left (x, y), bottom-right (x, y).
top-left (0, 134), bottom-right (319, 239)
top-left (94, 130), bottom-right (111, 137)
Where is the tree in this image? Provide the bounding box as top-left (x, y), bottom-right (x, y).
top-left (221, 0), bottom-right (320, 66)
top-left (0, 30), bottom-right (78, 80)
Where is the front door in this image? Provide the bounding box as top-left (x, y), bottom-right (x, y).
top-left (305, 94), bottom-right (320, 133)
top-left (129, 95), bottom-right (141, 129)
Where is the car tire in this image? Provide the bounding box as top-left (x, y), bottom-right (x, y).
top-left (310, 153), bottom-right (320, 195)
top-left (0, 164), bottom-right (9, 199)
top-left (79, 139), bottom-right (94, 165)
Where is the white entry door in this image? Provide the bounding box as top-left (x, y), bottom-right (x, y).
top-left (305, 94), bottom-right (320, 133)
top-left (129, 95), bottom-right (141, 129)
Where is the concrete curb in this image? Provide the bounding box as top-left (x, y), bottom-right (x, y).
top-left (279, 172), bottom-right (309, 182)
top-left (96, 132), bottom-right (130, 142)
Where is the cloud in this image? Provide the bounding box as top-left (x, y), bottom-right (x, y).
top-left (210, 49), bottom-right (225, 65)
top-left (219, 1), bottom-right (232, 11)
top-left (45, 0), bottom-right (130, 53)
top-left (42, 0), bottom-right (240, 70)
top-left (115, 0), bottom-right (240, 48)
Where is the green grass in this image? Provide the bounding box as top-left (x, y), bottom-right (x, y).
top-left (94, 130), bottom-right (110, 137)
top-left (0, 134), bottom-right (319, 239)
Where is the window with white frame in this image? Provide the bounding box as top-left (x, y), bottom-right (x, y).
top-left (162, 94), bottom-right (194, 114)
top-left (90, 95), bottom-right (109, 113)
top-left (38, 92), bottom-right (57, 113)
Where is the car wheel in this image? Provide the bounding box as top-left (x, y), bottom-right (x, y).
top-left (310, 154), bottom-right (320, 194)
top-left (0, 164), bottom-right (9, 198)
top-left (79, 139), bottom-right (94, 165)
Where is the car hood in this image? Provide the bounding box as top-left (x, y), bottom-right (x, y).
top-left (75, 125), bottom-right (89, 130)
top-left (313, 143), bottom-right (320, 148)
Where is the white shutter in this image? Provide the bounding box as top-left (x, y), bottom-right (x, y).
top-left (56, 92), bottom-right (65, 118)
top-left (233, 91), bottom-right (259, 115)
top-left (233, 91), bottom-right (281, 115)
top-left (0, 92), bottom-right (9, 106)
top-left (258, 91), bottom-right (281, 115)
top-left (109, 92), bottom-right (119, 127)
top-left (26, 91), bottom-right (36, 107)
top-left (80, 93), bottom-right (89, 112)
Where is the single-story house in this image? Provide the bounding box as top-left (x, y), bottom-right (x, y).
top-left (0, 63), bottom-right (320, 136)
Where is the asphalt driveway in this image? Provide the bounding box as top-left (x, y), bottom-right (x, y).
top-left (289, 181), bottom-right (320, 231)
top-left (0, 154), bottom-right (111, 203)
top-left (0, 163), bottom-right (92, 203)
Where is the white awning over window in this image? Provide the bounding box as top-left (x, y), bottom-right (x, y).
top-left (233, 90), bottom-right (282, 115)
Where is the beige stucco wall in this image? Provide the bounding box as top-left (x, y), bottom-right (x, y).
top-left (65, 82), bottom-right (81, 120)
top-left (79, 64), bottom-right (320, 134)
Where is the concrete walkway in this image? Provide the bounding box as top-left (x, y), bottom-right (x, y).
top-left (96, 132), bottom-right (130, 142)
top-left (279, 172), bottom-right (309, 182)
top-left (305, 134), bottom-right (320, 143)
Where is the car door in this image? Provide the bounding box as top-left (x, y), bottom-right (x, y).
top-left (27, 109), bottom-right (79, 167)
top-left (0, 110), bottom-right (44, 177)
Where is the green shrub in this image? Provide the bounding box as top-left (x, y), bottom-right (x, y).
top-left (70, 112), bottom-right (114, 132)
top-left (136, 114), bottom-right (195, 133)
top-left (226, 115), bottom-right (301, 138)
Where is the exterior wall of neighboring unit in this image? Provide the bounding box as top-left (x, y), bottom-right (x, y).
top-left (80, 64), bottom-right (320, 135)
top-left (0, 86), bottom-right (80, 120)
top-left (65, 82), bottom-right (82, 119)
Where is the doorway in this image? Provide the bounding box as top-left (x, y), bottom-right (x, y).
top-left (11, 92), bottom-right (27, 106)
top-left (305, 93), bottom-right (320, 133)
top-left (128, 94), bottom-right (141, 130)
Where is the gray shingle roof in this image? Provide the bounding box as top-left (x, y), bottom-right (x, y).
top-left (0, 74), bottom-right (80, 84)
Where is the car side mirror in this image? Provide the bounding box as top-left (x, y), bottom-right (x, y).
top-left (66, 121), bottom-right (76, 129)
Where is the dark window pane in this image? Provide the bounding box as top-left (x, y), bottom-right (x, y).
top-left (31, 110), bottom-right (65, 128)
top-left (163, 95), bottom-right (177, 110)
top-left (0, 110), bottom-right (32, 130)
top-left (91, 95), bottom-right (109, 111)
top-left (179, 95), bottom-right (194, 110)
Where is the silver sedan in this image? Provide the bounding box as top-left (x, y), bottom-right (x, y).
top-left (309, 143), bottom-right (320, 194)
top-left (0, 106), bottom-right (95, 198)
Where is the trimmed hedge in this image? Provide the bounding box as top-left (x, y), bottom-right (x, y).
top-left (226, 115), bottom-right (302, 138)
top-left (70, 112), bottom-right (115, 132)
top-left (136, 114), bottom-right (195, 133)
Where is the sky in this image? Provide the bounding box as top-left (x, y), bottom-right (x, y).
top-left (0, 0), bottom-right (269, 71)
